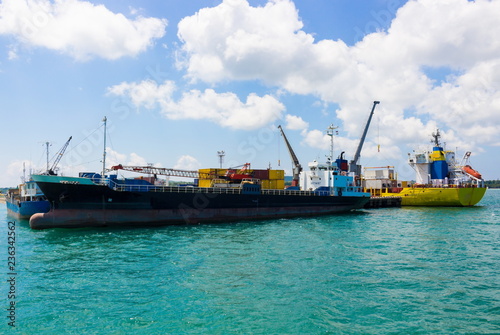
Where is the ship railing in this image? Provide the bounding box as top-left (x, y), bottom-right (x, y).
top-left (262, 189), bottom-right (316, 196)
top-left (108, 179), bottom-right (361, 196)
top-left (109, 181), bottom-right (243, 195)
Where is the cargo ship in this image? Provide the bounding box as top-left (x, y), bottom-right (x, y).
top-left (29, 161), bottom-right (370, 229)
top-left (363, 129), bottom-right (487, 206)
top-left (6, 180), bottom-right (50, 219)
top-left (29, 104), bottom-right (386, 229)
top-left (5, 136), bottom-right (72, 219)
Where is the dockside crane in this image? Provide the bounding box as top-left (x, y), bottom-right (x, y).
top-left (278, 125), bottom-right (302, 187)
top-left (349, 101), bottom-right (380, 177)
top-left (46, 136), bottom-right (72, 175)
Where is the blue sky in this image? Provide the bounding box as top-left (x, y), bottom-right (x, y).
top-left (1, 0), bottom-right (499, 186)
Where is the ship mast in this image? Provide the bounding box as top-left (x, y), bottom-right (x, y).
top-left (431, 129), bottom-right (441, 147)
top-left (217, 151), bottom-right (225, 169)
top-left (44, 141), bottom-right (51, 173)
top-left (102, 116), bottom-right (107, 182)
top-left (326, 124), bottom-right (338, 161)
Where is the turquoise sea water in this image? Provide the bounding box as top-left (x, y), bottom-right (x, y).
top-left (1, 190), bottom-right (499, 334)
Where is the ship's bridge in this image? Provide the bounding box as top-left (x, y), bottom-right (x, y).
top-left (300, 159), bottom-right (365, 196)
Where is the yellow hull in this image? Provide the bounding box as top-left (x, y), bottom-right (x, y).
top-left (379, 187), bottom-right (487, 206)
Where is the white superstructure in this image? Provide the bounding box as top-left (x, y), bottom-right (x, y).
top-left (299, 159), bottom-right (366, 197)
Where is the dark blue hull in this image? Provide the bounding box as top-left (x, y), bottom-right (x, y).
top-left (6, 198), bottom-right (51, 219)
top-left (30, 177), bottom-right (370, 229)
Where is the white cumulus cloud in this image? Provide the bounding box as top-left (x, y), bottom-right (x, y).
top-left (0, 0), bottom-right (167, 60)
top-left (284, 114), bottom-right (308, 131)
top-left (175, 0), bottom-right (500, 154)
top-left (174, 155), bottom-right (201, 171)
top-left (107, 79), bottom-right (285, 130)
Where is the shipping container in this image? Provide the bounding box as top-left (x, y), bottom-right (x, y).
top-left (267, 179), bottom-right (285, 189)
top-left (198, 179), bottom-right (212, 188)
top-left (253, 169), bottom-right (270, 180)
top-left (198, 168), bottom-right (228, 179)
top-left (269, 169), bottom-right (285, 180)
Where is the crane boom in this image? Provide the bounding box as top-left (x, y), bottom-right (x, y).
top-left (278, 125), bottom-right (302, 186)
top-left (47, 136), bottom-right (72, 175)
top-left (349, 101), bottom-right (380, 176)
top-left (109, 164), bottom-right (211, 179)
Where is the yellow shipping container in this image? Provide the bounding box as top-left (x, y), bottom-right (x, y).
top-left (269, 169), bottom-right (285, 180)
top-left (261, 180), bottom-right (270, 189)
top-left (198, 168), bottom-right (228, 179)
top-left (198, 169), bottom-right (212, 179)
top-left (217, 169), bottom-right (228, 176)
top-left (265, 179), bottom-right (286, 190)
top-left (198, 179), bottom-right (212, 188)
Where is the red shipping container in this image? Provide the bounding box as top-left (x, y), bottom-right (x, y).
top-left (252, 169), bottom-right (270, 180)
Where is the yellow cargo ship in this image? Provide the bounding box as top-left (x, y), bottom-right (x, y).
top-left (371, 185), bottom-right (487, 206)
top-left (363, 129), bottom-right (487, 207)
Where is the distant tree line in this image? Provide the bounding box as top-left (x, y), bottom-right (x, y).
top-left (485, 180), bottom-right (500, 188)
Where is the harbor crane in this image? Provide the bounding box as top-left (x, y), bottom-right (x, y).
top-left (278, 125), bottom-right (302, 187)
top-left (46, 136), bottom-right (72, 175)
top-left (349, 101), bottom-right (380, 177)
